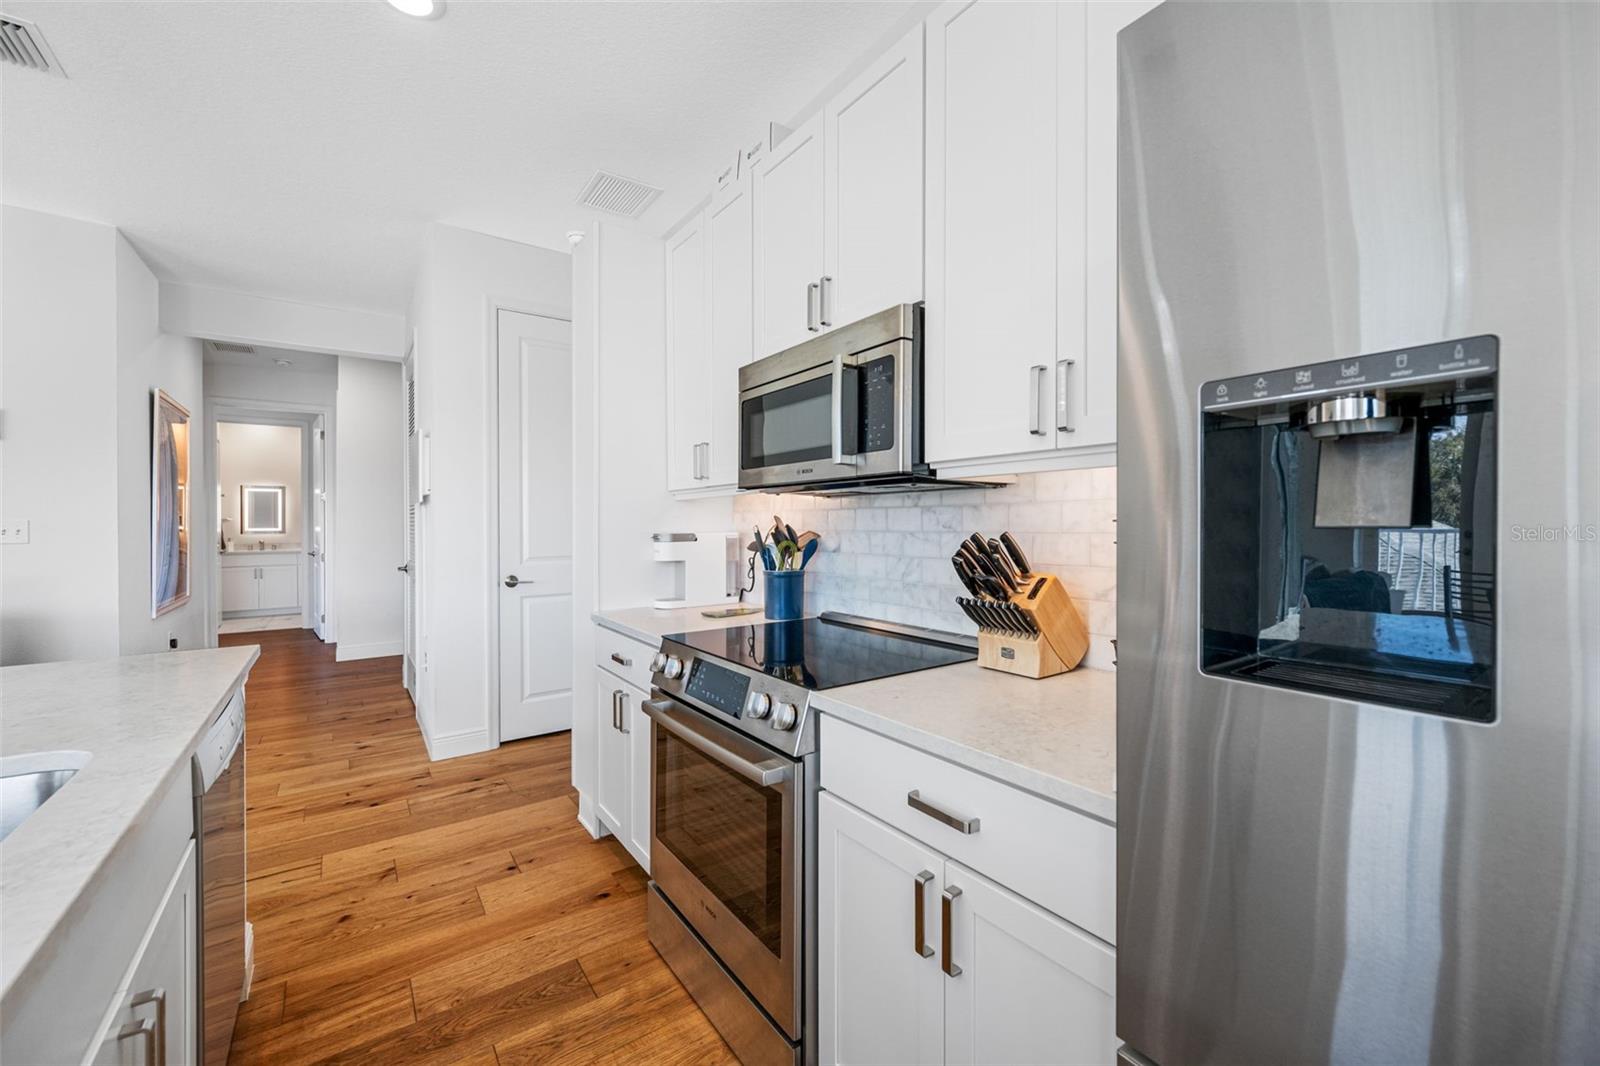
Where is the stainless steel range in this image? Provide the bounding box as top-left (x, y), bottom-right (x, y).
top-left (643, 613), bottom-right (976, 1066)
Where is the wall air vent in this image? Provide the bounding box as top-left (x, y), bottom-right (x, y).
top-left (211, 342), bottom-right (256, 354)
top-left (0, 14), bottom-right (66, 77)
top-left (576, 170), bottom-right (663, 218)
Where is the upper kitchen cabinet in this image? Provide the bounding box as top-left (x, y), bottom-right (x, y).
top-left (925, 0), bottom-right (1116, 475)
top-left (755, 23), bottom-right (925, 360)
top-left (706, 173), bottom-right (754, 489)
top-left (823, 23), bottom-right (925, 331)
top-left (665, 210), bottom-right (711, 493)
top-left (753, 112), bottom-right (826, 357)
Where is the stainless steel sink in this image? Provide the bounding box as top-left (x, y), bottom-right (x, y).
top-left (0, 752), bottom-right (91, 842)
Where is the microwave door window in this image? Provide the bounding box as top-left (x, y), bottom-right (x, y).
top-left (742, 377), bottom-right (833, 470)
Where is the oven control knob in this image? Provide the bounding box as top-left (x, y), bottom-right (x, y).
top-left (649, 651), bottom-right (668, 674)
top-left (663, 656), bottom-right (684, 680)
top-left (772, 701), bottom-right (799, 731)
top-left (745, 691), bottom-right (772, 719)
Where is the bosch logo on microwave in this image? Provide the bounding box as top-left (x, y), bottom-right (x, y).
top-left (795, 466), bottom-right (814, 475)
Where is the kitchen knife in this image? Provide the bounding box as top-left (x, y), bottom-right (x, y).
top-left (988, 538), bottom-right (1022, 585)
top-left (962, 542), bottom-right (1005, 588)
top-left (951, 556), bottom-right (982, 598)
top-left (969, 533), bottom-right (1019, 594)
top-left (957, 598), bottom-right (986, 630)
top-left (999, 532), bottom-right (1032, 577)
top-left (974, 600), bottom-right (1004, 633)
top-left (975, 573), bottom-right (1009, 601)
top-left (956, 542), bottom-right (990, 580)
top-left (1008, 603), bottom-right (1037, 636)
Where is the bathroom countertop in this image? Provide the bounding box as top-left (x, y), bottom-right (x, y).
top-left (813, 662), bottom-right (1116, 821)
top-left (0, 646), bottom-right (259, 997)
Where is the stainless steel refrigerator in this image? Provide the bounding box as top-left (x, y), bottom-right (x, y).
top-left (1116, 3), bottom-right (1598, 1064)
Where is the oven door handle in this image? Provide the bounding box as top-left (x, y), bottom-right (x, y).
top-left (642, 698), bottom-right (793, 788)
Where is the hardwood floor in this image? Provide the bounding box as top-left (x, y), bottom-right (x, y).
top-left (223, 628), bottom-right (735, 1065)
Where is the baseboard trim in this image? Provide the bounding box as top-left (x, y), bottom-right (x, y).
top-left (335, 640), bottom-right (404, 662)
top-left (420, 726), bottom-right (493, 762)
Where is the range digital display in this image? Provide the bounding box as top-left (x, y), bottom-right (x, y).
top-left (684, 658), bottom-right (751, 717)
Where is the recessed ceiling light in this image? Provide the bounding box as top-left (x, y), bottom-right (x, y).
top-left (274, 358), bottom-right (294, 367)
top-left (384, 0), bottom-right (442, 18)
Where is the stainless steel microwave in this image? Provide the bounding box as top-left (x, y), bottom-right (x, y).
top-left (738, 303), bottom-right (939, 494)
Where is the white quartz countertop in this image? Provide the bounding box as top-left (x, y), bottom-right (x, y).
top-left (0, 646), bottom-right (259, 996)
top-left (593, 604), bottom-right (770, 646)
top-left (812, 662), bottom-right (1116, 822)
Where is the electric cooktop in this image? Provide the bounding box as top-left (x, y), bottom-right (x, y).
top-left (665, 613), bottom-right (976, 691)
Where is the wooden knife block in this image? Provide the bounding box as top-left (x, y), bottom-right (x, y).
top-left (975, 574), bottom-right (1089, 680)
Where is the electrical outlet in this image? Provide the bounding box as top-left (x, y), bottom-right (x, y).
top-left (168, 632), bottom-right (178, 650)
top-left (0, 520), bottom-right (29, 544)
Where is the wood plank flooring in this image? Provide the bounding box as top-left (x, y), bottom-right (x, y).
top-left (223, 628), bottom-right (735, 1066)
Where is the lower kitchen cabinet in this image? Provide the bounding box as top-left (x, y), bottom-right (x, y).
top-left (819, 716), bottom-right (1117, 1066)
top-left (88, 839), bottom-right (198, 1065)
top-left (593, 628), bottom-right (654, 872)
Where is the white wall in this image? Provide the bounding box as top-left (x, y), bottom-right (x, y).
top-left (217, 423), bottom-right (303, 549)
top-left (115, 233), bottom-right (208, 655)
top-left (409, 222), bottom-right (571, 759)
top-left (0, 206), bottom-right (207, 665)
top-left (205, 354), bottom-right (337, 409)
top-left (1, 206), bottom-right (122, 664)
top-left (333, 356), bottom-right (404, 661)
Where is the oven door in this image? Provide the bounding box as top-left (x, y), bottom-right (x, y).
top-left (738, 339), bottom-right (911, 490)
top-left (644, 695), bottom-right (803, 1037)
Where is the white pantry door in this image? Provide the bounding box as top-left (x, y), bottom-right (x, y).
top-left (497, 309), bottom-right (574, 741)
top-left (310, 414), bottom-right (330, 640)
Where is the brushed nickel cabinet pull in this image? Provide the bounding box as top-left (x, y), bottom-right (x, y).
top-left (941, 885), bottom-right (963, 977)
top-left (617, 690), bottom-right (630, 734)
top-left (913, 870), bottom-right (935, 958)
top-left (1029, 364), bottom-right (1048, 435)
top-left (611, 689), bottom-right (622, 731)
top-left (131, 988), bottom-right (166, 1064)
top-left (610, 652), bottom-right (632, 667)
top-left (1057, 358), bottom-right (1076, 433)
top-left (118, 1017), bottom-right (156, 1063)
top-left (907, 789), bottom-right (981, 834)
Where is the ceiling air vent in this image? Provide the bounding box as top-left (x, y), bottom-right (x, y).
top-left (0, 14), bottom-right (66, 77)
top-left (211, 342), bottom-right (256, 355)
top-left (576, 170), bottom-right (663, 218)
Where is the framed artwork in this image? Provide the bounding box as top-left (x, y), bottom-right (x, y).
top-left (152, 389), bottom-right (191, 617)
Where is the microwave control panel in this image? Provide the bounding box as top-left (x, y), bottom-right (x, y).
top-left (861, 355), bottom-right (895, 453)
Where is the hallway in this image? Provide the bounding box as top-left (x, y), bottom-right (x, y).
top-left (222, 628), bottom-right (733, 1064)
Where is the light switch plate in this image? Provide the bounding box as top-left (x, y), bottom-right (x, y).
top-left (0, 520), bottom-right (29, 544)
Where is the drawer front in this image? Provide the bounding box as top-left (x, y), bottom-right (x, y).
top-left (593, 624), bottom-right (657, 692)
top-left (821, 715), bottom-right (1114, 944)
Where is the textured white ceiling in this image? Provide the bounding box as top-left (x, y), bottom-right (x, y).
top-left (1, 1), bottom-right (914, 315)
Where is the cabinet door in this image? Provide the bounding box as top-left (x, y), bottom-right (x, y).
top-left (595, 674), bottom-right (630, 836)
top-left (823, 22), bottom-right (925, 329)
top-left (622, 682), bottom-right (653, 872)
top-left (943, 861), bottom-right (1116, 1066)
top-left (818, 792), bottom-right (944, 1066)
top-left (706, 176), bottom-right (753, 489)
top-left (925, 0), bottom-right (1062, 464)
top-left (666, 212), bottom-right (710, 492)
top-left (219, 565), bottom-right (258, 613)
top-left (256, 563), bottom-right (300, 612)
top-left (90, 841), bottom-right (197, 1066)
top-left (1076, 0), bottom-right (1160, 447)
top-left (753, 111), bottom-right (825, 358)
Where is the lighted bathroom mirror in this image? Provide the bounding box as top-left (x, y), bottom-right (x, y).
top-left (151, 389), bottom-right (191, 617)
top-left (240, 484), bottom-right (287, 534)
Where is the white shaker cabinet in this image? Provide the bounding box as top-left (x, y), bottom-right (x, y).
top-left (220, 555), bottom-right (301, 614)
top-left (592, 624), bottom-right (655, 872)
top-left (754, 23), bottom-right (924, 361)
top-left (595, 674), bottom-right (632, 843)
top-left (218, 564), bottom-right (259, 614)
top-left (665, 212), bottom-right (711, 493)
top-left (706, 173), bottom-right (754, 489)
top-left (944, 861), bottom-right (1116, 1066)
top-left (822, 23), bottom-right (925, 330)
top-left (819, 792), bottom-right (946, 1066)
top-left (753, 111), bottom-right (826, 358)
top-left (257, 560), bottom-right (300, 612)
top-left (926, 0), bottom-right (1134, 475)
top-left (88, 841), bottom-right (197, 1066)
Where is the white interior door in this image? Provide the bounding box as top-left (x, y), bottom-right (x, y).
top-left (310, 415), bottom-right (329, 639)
top-left (402, 355), bottom-right (419, 698)
top-left (497, 309), bottom-right (574, 742)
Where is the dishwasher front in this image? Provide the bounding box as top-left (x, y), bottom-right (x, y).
top-left (193, 689), bottom-right (246, 1066)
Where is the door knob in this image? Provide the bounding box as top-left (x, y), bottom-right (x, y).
top-left (397, 563), bottom-right (410, 574)
top-left (504, 574), bottom-right (527, 588)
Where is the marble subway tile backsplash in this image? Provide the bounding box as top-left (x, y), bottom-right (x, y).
top-left (734, 467), bottom-right (1118, 670)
